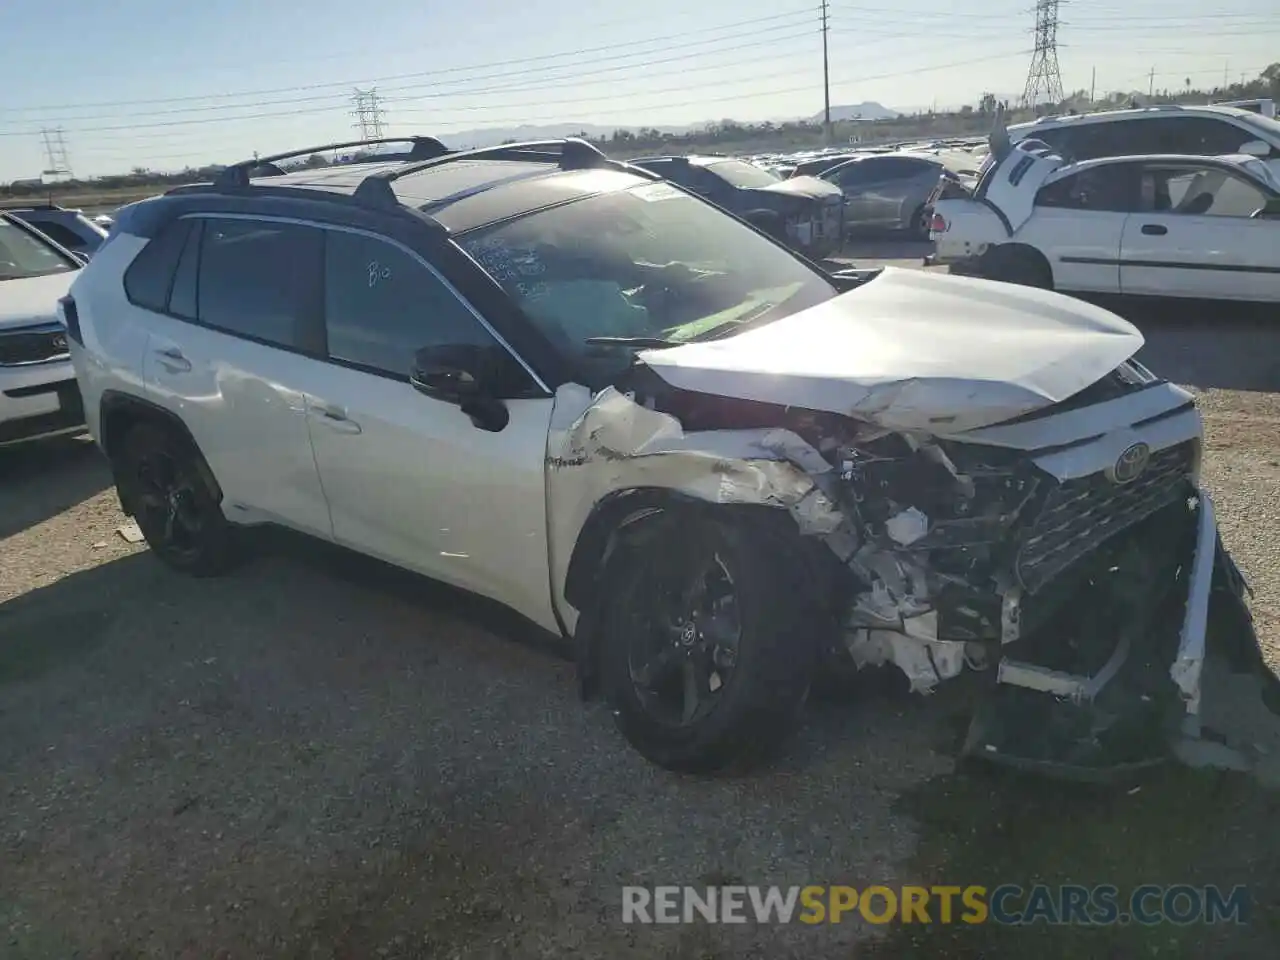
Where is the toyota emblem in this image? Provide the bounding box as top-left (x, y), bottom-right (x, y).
top-left (1110, 442), bottom-right (1151, 485)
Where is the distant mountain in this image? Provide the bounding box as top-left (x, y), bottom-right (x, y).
top-left (809, 102), bottom-right (900, 123)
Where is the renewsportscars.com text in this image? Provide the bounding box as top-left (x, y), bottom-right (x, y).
top-left (621, 884), bottom-right (1250, 926)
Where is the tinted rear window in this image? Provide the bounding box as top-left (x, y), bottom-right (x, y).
top-left (123, 218), bottom-right (192, 311)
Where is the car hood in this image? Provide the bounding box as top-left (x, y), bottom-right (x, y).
top-left (0, 271), bottom-right (76, 329)
top-left (750, 176), bottom-right (844, 201)
top-left (639, 267), bottom-right (1144, 435)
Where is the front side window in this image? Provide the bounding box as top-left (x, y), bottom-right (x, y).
top-left (197, 219), bottom-right (323, 351)
top-left (1141, 165), bottom-right (1268, 218)
top-left (323, 230), bottom-right (515, 381)
top-left (1036, 165), bottom-right (1138, 212)
top-left (459, 181), bottom-right (836, 383)
top-left (0, 218), bottom-right (77, 281)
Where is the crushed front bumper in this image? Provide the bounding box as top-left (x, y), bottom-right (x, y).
top-left (963, 488), bottom-right (1280, 782)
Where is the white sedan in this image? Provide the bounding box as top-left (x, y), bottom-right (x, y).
top-left (930, 140), bottom-right (1280, 303)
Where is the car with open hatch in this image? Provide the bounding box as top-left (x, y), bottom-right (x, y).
top-left (930, 129), bottom-right (1280, 301)
top-left (64, 135), bottom-right (1279, 779)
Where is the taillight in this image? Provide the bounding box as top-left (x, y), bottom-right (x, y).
top-left (930, 213), bottom-right (948, 234)
top-left (59, 295), bottom-right (82, 346)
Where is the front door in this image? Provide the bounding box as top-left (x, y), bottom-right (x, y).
top-left (1120, 161), bottom-right (1280, 301)
top-left (303, 227), bottom-right (559, 630)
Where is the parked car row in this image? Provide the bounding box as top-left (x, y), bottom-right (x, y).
top-left (931, 104), bottom-right (1280, 302)
top-left (0, 213), bottom-right (86, 447)
top-left (27, 133), bottom-right (1271, 782)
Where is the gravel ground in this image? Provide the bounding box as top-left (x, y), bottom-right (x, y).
top-left (2, 254), bottom-right (1278, 958)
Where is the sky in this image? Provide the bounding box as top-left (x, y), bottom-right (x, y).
top-left (0, 0), bottom-right (1275, 180)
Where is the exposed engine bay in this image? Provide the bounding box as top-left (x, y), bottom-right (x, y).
top-left (553, 359), bottom-right (1280, 782)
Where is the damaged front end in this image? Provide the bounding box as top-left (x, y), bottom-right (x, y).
top-left (552, 356), bottom-right (1279, 781)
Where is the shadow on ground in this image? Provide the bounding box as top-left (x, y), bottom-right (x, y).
top-left (862, 745), bottom-right (1280, 957)
top-left (0, 434), bottom-right (109, 540)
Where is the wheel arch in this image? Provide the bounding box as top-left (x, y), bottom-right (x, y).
top-left (565, 486), bottom-right (845, 699)
top-left (99, 390), bottom-right (223, 510)
top-left (982, 241), bottom-right (1055, 286)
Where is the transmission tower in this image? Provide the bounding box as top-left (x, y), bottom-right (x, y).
top-left (351, 88), bottom-right (387, 139)
top-left (40, 127), bottom-right (73, 178)
top-left (1021, 0), bottom-right (1064, 110)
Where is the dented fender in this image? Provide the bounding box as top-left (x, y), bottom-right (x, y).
top-left (546, 383), bottom-right (844, 635)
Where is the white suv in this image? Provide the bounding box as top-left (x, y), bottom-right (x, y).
top-left (0, 213), bottom-right (84, 447)
top-left (1009, 104), bottom-right (1280, 178)
top-left (65, 137), bottom-right (1276, 777)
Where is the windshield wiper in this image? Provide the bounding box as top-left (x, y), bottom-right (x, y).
top-left (582, 336), bottom-right (682, 348)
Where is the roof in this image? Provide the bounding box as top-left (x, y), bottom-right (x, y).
top-left (1010, 103), bottom-right (1259, 131)
top-left (218, 154), bottom-right (652, 234)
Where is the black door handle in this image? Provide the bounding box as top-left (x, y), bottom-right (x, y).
top-left (1141, 223), bottom-right (1168, 236)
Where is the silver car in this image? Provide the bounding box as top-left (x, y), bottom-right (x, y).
top-left (821, 154), bottom-right (947, 238)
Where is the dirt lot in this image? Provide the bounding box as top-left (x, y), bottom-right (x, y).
top-left (2, 250), bottom-right (1279, 958)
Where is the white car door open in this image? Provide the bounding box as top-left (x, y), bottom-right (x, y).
top-left (303, 228), bottom-right (559, 630)
top-left (1120, 162), bottom-right (1280, 302)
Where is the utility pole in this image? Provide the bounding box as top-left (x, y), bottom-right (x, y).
top-left (39, 127), bottom-right (73, 178)
top-left (1089, 66), bottom-right (1096, 104)
top-left (1020, 0), bottom-right (1064, 110)
top-left (351, 88), bottom-right (387, 140)
top-left (1148, 67), bottom-right (1155, 99)
top-left (821, 0), bottom-right (832, 145)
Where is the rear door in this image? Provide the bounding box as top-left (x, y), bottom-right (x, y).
top-left (304, 226), bottom-right (558, 627)
top-left (1017, 163), bottom-right (1139, 293)
top-left (139, 215), bottom-right (333, 535)
top-left (1120, 161), bottom-right (1280, 301)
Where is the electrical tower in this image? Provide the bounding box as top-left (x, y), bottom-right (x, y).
top-left (1021, 0), bottom-right (1064, 110)
top-left (351, 88), bottom-right (387, 139)
top-left (40, 127), bottom-right (73, 178)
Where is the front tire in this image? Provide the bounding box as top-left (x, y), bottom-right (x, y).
top-left (597, 512), bottom-right (816, 773)
top-left (117, 422), bottom-right (240, 577)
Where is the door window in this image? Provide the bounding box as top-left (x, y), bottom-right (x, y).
top-left (123, 218), bottom-right (193, 312)
top-left (1140, 165), bottom-right (1268, 218)
top-left (323, 229), bottom-right (531, 392)
top-left (1035, 165), bottom-right (1138, 211)
top-left (196, 219), bottom-right (324, 351)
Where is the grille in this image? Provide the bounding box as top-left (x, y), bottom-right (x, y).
top-left (1016, 441), bottom-right (1195, 593)
top-left (0, 324), bottom-right (68, 366)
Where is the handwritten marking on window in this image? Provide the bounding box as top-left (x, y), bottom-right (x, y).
top-left (368, 260), bottom-right (392, 288)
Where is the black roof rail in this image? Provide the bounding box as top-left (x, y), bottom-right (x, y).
top-left (351, 137), bottom-right (658, 207)
top-left (214, 135), bottom-right (450, 188)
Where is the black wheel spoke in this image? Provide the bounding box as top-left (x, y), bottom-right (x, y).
top-left (634, 645), bottom-right (679, 687)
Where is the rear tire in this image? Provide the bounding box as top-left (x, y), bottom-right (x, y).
top-left (116, 422), bottom-right (241, 577)
top-left (981, 245), bottom-right (1054, 289)
top-left (596, 511), bottom-right (816, 773)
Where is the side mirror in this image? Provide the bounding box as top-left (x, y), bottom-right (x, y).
top-left (1252, 197), bottom-right (1280, 219)
top-left (409, 343), bottom-right (510, 432)
top-left (1239, 140), bottom-right (1272, 159)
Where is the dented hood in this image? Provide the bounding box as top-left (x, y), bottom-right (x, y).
top-left (640, 267), bottom-right (1144, 434)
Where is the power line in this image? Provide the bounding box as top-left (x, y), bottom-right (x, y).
top-left (1022, 0), bottom-right (1065, 108)
top-left (0, 24), bottom-right (823, 131)
top-left (3, 8), bottom-right (823, 115)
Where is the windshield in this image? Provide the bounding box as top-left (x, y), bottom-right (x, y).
top-left (1240, 112), bottom-right (1280, 143)
top-left (459, 181), bottom-right (836, 383)
top-left (0, 218), bottom-right (77, 281)
top-left (704, 160), bottom-right (781, 189)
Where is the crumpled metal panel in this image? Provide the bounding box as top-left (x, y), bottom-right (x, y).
top-left (545, 384), bottom-right (845, 633)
